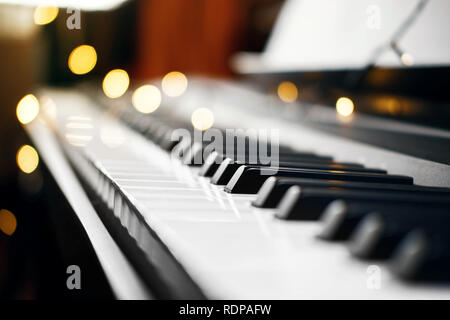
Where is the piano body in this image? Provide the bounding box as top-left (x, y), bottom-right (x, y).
top-left (6, 0), bottom-right (450, 299)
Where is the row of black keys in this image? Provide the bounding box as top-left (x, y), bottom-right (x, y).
top-left (121, 111), bottom-right (450, 284)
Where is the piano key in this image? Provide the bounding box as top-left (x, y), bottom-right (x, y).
top-left (253, 177), bottom-right (450, 208)
top-left (389, 229), bottom-right (450, 282)
top-left (318, 200), bottom-right (375, 241)
top-left (171, 137), bottom-right (193, 160)
top-left (211, 159), bottom-right (387, 185)
top-left (276, 186), bottom-right (450, 220)
top-left (200, 138), bottom-right (317, 158)
top-left (196, 144), bottom-right (338, 170)
top-left (225, 165), bottom-right (414, 194)
top-left (200, 149), bottom-right (368, 179)
top-left (181, 142), bottom-right (205, 166)
top-left (198, 151), bottom-right (223, 177)
top-left (113, 191), bottom-right (123, 219)
top-left (348, 210), bottom-right (450, 259)
top-left (211, 158), bottom-right (354, 185)
top-left (318, 200), bottom-right (450, 241)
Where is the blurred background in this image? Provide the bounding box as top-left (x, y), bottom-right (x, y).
top-left (0, 0), bottom-right (284, 299)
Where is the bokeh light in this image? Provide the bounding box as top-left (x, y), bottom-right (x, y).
top-left (132, 84), bottom-right (161, 113)
top-left (102, 69), bottom-right (130, 98)
top-left (68, 45), bottom-right (97, 75)
top-left (400, 53), bottom-right (414, 66)
top-left (191, 108), bottom-right (214, 131)
top-left (161, 71), bottom-right (188, 97)
top-left (0, 209), bottom-right (17, 236)
top-left (336, 97), bottom-right (355, 117)
top-left (16, 145), bottom-right (39, 174)
top-left (277, 81), bottom-right (298, 103)
top-left (34, 6), bottom-right (59, 25)
top-left (17, 94), bottom-right (40, 124)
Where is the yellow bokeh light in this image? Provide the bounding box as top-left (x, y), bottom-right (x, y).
top-left (401, 53), bottom-right (414, 66)
top-left (336, 97), bottom-right (355, 117)
top-left (277, 81), bottom-right (298, 103)
top-left (191, 108), bottom-right (214, 131)
top-left (68, 45), bottom-right (97, 75)
top-left (103, 69), bottom-right (130, 99)
top-left (17, 145), bottom-right (39, 174)
top-left (17, 94), bottom-right (40, 124)
top-left (34, 6), bottom-right (59, 25)
top-left (386, 98), bottom-right (402, 115)
top-left (0, 209), bottom-right (17, 236)
top-left (161, 71), bottom-right (188, 97)
top-left (132, 85), bottom-right (162, 114)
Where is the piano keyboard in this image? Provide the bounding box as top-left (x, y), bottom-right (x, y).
top-left (27, 82), bottom-right (450, 299)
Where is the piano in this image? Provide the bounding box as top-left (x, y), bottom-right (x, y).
top-left (15, 0), bottom-right (450, 299)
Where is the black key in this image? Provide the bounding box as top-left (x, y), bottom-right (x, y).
top-left (182, 142), bottom-right (205, 166)
top-left (319, 200), bottom-right (376, 241)
top-left (318, 200), bottom-right (450, 241)
top-left (201, 150), bottom-right (301, 178)
top-left (199, 151), bottom-right (224, 177)
top-left (212, 156), bottom-right (360, 185)
top-left (200, 151), bottom-right (366, 179)
top-left (225, 166), bottom-right (413, 194)
top-left (202, 142), bottom-right (296, 158)
top-left (211, 159), bottom-right (249, 185)
top-left (212, 160), bottom-right (386, 186)
top-left (158, 126), bottom-right (195, 151)
top-left (135, 116), bottom-right (192, 150)
top-left (171, 138), bottom-right (193, 160)
top-left (200, 147), bottom-right (340, 175)
top-left (213, 145), bottom-right (333, 161)
top-left (275, 186), bottom-right (450, 220)
top-left (254, 177), bottom-right (450, 208)
top-left (349, 210), bottom-right (450, 259)
top-left (212, 159), bottom-right (371, 185)
top-left (389, 229), bottom-right (450, 282)
top-left (183, 134), bottom-right (304, 166)
top-left (259, 153), bottom-right (333, 162)
top-left (181, 139), bottom-right (256, 166)
top-left (156, 126), bottom-right (187, 151)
